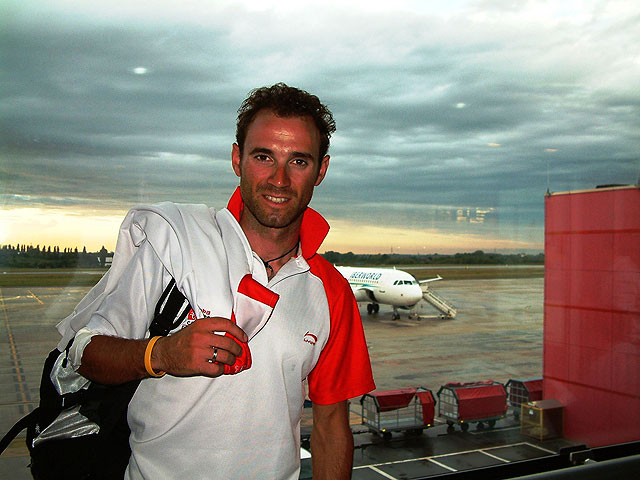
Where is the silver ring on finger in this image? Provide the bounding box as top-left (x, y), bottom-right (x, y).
top-left (211, 347), bottom-right (218, 363)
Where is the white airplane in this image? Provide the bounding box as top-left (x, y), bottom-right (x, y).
top-left (336, 266), bottom-right (447, 320)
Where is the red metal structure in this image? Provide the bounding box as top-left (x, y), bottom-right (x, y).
top-left (544, 185), bottom-right (640, 447)
top-left (437, 381), bottom-right (507, 431)
top-left (358, 387), bottom-right (435, 439)
top-left (506, 377), bottom-right (543, 418)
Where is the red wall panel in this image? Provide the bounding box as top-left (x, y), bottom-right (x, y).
top-left (608, 393), bottom-right (640, 445)
top-left (612, 313), bottom-right (640, 356)
top-left (568, 308), bottom-right (612, 351)
top-left (544, 186), bottom-right (640, 448)
top-left (568, 345), bottom-right (612, 390)
top-left (543, 305), bottom-right (569, 344)
top-left (543, 341), bottom-right (569, 381)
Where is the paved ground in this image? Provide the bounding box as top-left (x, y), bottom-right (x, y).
top-left (1, 277), bottom-right (550, 479)
top-left (0, 285), bottom-right (88, 479)
top-left (362, 278), bottom-right (543, 394)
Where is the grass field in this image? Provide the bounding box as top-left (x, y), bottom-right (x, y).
top-left (410, 266), bottom-right (544, 281)
top-left (0, 265), bottom-right (543, 287)
top-left (0, 269), bottom-right (108, 287)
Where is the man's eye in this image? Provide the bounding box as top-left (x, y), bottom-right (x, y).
top-left (255, 154), bottom-right (270, 162)
top-left (292, 158), bottom-right (308, 167)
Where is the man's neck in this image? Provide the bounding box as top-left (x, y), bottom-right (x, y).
top-left (240, 215), bottom-right (302, 278)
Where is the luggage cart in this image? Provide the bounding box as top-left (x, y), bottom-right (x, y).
top-left (356, 387), bottom-right (435, 440)
top-left (437, 381), bottom-right (507, 432)
top-left (506, 377), bottom-right (543, 419)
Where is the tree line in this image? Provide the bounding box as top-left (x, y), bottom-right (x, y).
top-left (0, 244), bottom-right (112, 268)
top-left (1, 244), bottom-right (543, 269)
top-left (320, 250), bottom-right (544, 266)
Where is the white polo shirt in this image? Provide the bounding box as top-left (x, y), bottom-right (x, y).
top-left (81, 188), bottom-right (375, 479)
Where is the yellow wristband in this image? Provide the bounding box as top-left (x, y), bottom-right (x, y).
top-left (144, 336), bottom-right (166, 378)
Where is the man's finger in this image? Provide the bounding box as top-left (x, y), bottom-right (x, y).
top-left (209, 334), bottom-right (243, 358)
top-left (205, 345), bottom-right (236, 366)
top-left (199, 316), bottom-right (248, 342)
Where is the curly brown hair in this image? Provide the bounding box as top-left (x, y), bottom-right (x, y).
top-left (236, 83), bottom-right (336, 159)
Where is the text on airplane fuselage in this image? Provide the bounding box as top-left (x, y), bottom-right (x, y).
top-left (349, 272), bottom-right (382, 281)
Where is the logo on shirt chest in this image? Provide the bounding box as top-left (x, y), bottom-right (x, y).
top-left (303, 331), bottom-right (317, 345)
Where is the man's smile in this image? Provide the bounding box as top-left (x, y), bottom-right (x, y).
top-left (264, 194), bottom-right (289, 204)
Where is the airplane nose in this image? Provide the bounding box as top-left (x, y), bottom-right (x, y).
top-left (411, 286), bottom-right (423, 302)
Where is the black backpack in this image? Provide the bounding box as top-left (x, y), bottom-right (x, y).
top-left (0, 278), bottom-right (190, 479)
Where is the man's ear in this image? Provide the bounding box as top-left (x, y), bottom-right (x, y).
top-left (314, 155), bottom-right (330, 186)
top-left (231, 143), bottom-right (242, 177)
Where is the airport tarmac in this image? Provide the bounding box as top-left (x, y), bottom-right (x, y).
top-left (2, 277), bottom-right (568, 479)
top-left (362, 278), bottom-right (544, 395)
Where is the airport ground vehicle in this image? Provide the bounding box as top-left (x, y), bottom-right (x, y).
top-left (437, 381), bottom-right (508, 432)
top-left (506, 377), bottom-right (543, 419)
top-left (356, 387), bottom-right (435, 440)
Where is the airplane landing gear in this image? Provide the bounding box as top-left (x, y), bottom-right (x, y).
top-left (366, 303), bottom-right (380, 314)
top-left (392, 307), bottom-right (400, 320)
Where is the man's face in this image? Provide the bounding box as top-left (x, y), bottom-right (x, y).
top-left (232, 109), bottom-right (329, 232)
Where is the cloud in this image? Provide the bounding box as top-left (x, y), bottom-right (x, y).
top-left (1, 0), bottom-right (638, 252)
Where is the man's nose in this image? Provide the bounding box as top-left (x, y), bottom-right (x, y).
top-left (269, 164), bottom-right (290, 187)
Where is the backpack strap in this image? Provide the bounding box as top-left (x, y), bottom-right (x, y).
top-left (0, 409), bottom-right (40, 454)
top-left (149, 278), bottom-right (191, 337)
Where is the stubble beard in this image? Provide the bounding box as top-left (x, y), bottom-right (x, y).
top-left (240, 183), bottom-right (308, 230)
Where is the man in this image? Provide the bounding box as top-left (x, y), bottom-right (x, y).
top-left (66, 83), bottom-right (375, 479)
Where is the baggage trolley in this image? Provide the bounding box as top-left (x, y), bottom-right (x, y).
top-left (437, 381), bottom-right (507, 432)
top-left (357, 387), bottom-right (435, 440)
top-left (506, 377), bottom-right (543, 419)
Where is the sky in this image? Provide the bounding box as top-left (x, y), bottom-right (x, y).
top-left (1, 0), bottom-right (639, 254)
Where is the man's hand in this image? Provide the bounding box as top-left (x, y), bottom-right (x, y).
top-left (78, 317), bottom-right (248, 384)
top-left (152, 317), bottom-right (248, 377)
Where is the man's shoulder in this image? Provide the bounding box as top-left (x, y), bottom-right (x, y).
top-left (151, 201), bottom-right (213, 213)
top-left (128, 202), bottom-right (216, 225)
top-left (307, 254), bottom-right (350, 294)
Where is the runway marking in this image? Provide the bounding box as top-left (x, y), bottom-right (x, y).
top-left (522, 442), bottom-right (556, 455)
top-left (353, 442), bottom-right (553, 472)
top-left (369, 466), bottom-right (398, 479)
top-left (470, 425), bottom-right (520, 435)
top-left (0, 400), bottom-right (39, 407)
top-left (426, 458), bottom-right (457, 472)
top-left (0, 288), bottom-right (29, 410)
top-left (27, 289), bottom-right (44, 305)
top-left (480, 450), bottom-right (510, 463)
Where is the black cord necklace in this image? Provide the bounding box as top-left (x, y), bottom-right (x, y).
top-left (262, 240), bottom-right (299, 278)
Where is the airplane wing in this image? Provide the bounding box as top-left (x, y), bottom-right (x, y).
top-left (419, 275), bottom-right (442, 284)
top-left (350, 285), bottom-right (379, 303)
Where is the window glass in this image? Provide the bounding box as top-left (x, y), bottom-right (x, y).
top-left (1, 0), bottom-right (637, 476)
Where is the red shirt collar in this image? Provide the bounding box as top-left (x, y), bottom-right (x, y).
top-left (226, 186), bottom-right (329, 260)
